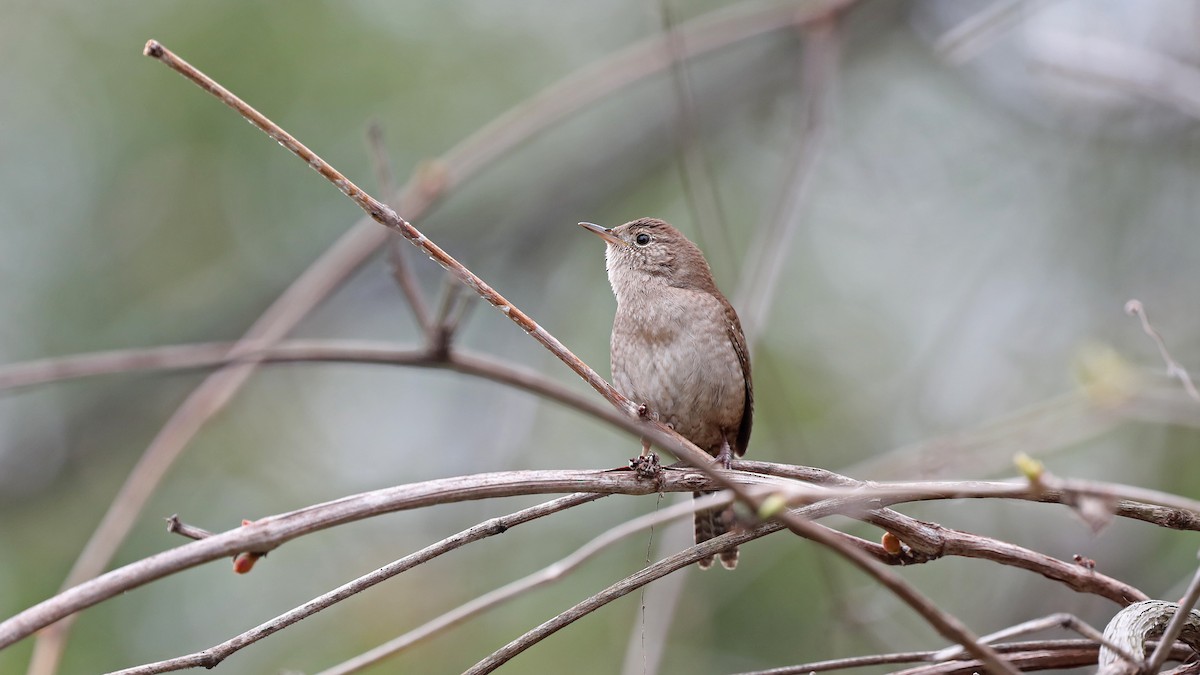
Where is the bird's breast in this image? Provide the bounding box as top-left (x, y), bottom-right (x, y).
top-left (610, 289), bottom-right (744, 451)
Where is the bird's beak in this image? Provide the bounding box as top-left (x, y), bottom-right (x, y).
top-left (579, 222), bottom-right (627, 247)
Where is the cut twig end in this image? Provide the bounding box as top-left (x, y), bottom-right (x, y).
top-left (165, 515), bottom-right (214, 541)
top-left (143, 40), bottom-right (164, 58)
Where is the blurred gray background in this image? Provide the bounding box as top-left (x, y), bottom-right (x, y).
top-left (3, 1), bottom-right (1200, 673)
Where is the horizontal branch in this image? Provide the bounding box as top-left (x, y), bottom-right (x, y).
top-left (742, 462), bottom-right (1200, 532)
top-left (737, 638), bottom-right (1191, 675)
top-left (735, 640), bottom-right (1131, 675)
top-left (0, 468), bottom-right (720, 650)
top-left (0, 339), bottom-right (631, 431)
top-left (9, 461), bottom-right (1200, 652)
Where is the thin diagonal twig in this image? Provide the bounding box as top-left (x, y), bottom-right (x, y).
top-left (934, 0), bottom-right (1056, 65)
top-left (657, 0), bottom-right (735, 278)
top-left (735, 12), bottom-right (838, 339)
top-left (315, 491), bottom-right (739, 675)
top-left (1126, 299), bottom-right (1200, 403)
top-left (366, 121), bottom-right (433, 332)
top-left (932, 613), bottom-right (1140, 667)
top-left (105, 493), bottom-right (602, 675)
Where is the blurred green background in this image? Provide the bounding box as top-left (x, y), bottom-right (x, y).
top-left (3, 1), bottom-right (1200, 673)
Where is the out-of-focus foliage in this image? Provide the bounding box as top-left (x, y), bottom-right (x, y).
top-left (2, 1), bottom-right (1200, 673)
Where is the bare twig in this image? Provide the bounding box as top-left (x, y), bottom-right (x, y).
top-left (740, 461), bottom-right (1200, 533)
top-left (463, 493), bottom-right (1020, 675)
top-left (656, 0), bottom-right (734, 278)
top-left (0, 341), bottom-right (245, 390)
top-left (894, 644), bottom-right (1129, 675)
top-left (32, 4), bottom-right (833, 670)
top-left (734, 639), bottom-right (1166, 675)
top-left (932, 613), bottom-right (1140, 667)
top-left (367, 122), bottom-right (433, 332)
top-left (733, 649), bottom-right (940, 674)
top-left (0, 339), bottom-right (634, 432)
top-left (6, 463), bottom-right (1194, 662)
top-left (0, 468), bottom-right (754, 650)
top-left (1031, 33), bottom-right (1200, 121)
top-left (163, 515), bottom-right (213, 542)
top-left (315, 491), bottom-right (738, 675)
top-left (1126, 299), bottom-right (1200, 403)
top-left (1167, 662), bottom-right (1200, 675)
top-left (748, 641), bottom-right (1200, 675)
top-left (864, 514), bottom-right (1147, 605)
top-left (106, 493), bottom-right (601, 675)
top-left (934, 0), bottom-right (1055, 65)
top-left (429, 275), bottom-right (470, 355)
top-left (736, 12), bottom-right (838, 339)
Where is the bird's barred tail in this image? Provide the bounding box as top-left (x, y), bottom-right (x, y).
top-left (693, 490), bottom-right (738, 570)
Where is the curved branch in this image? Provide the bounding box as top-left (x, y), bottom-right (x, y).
top-left (741, 461), bottom-right (1200, 532)
top-left (6, 463), bottom-right (1195, 664)
top-left (2, 469), bottom-right (801, 651)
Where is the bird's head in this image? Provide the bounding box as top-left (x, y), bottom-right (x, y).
top-left (579, 217), bottom-right (717, 296)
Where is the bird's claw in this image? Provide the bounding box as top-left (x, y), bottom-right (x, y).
top-left (629, 453), bottom-right (662, 479)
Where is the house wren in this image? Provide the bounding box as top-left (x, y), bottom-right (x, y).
top-left (580, 217), bottom-right (752, 570)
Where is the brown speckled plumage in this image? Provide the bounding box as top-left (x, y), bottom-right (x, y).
top-left (584, 217), bottom-right (752, 569)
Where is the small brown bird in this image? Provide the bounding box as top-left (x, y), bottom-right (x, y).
top-left (581, 217), bottom-right (752, 570)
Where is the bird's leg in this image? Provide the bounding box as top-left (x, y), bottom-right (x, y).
top-left (714, 438), bottom-right (733, 470)
top-left (634, 404), bottom-right (661, 457)
top-left (628, 406), bottom-right (663, 477)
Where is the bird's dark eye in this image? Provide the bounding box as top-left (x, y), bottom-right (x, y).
top-left (635, 233), bottom-right (651, 246)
